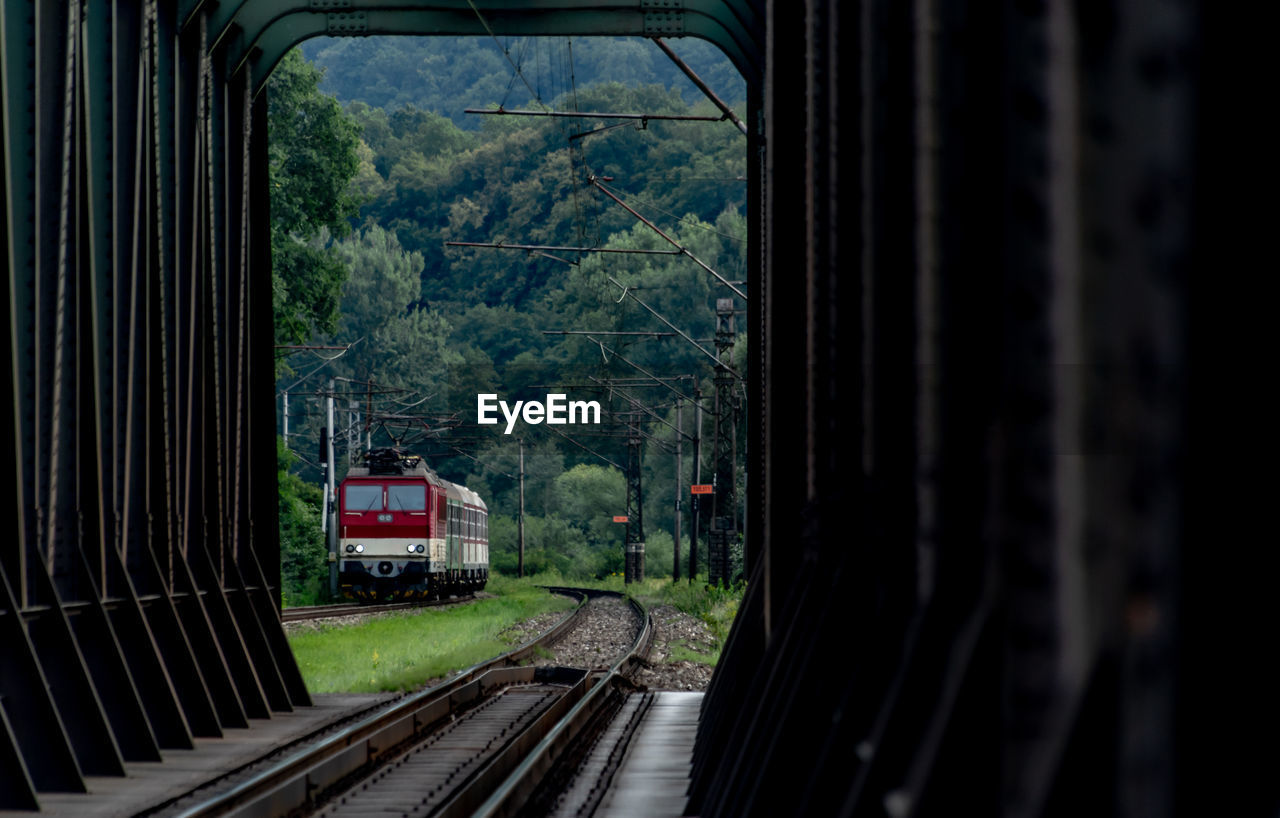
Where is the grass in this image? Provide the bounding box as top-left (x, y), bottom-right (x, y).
top-left (288, 572), bottom-right (745, 693)
top-left (633, 576), bottom-right (743, 646)
top-left (667, 638), bottom-right (721, 667)
top-left (288, 575), bottom-right (575, 693)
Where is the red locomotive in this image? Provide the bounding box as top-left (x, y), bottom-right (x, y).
top-left (338, 448), bottom-right (489, 601)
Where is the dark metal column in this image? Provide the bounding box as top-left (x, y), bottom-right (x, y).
top-left (1, 1), bottom-right (326, 803)
top-left (709, 297), bottom-right (737, 586)
top-left (624, 417), bottom-right (645, 584)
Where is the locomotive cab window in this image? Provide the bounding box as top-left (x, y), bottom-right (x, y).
top-left (388, 485), bottom-right (426, 512)
top-left (345, 484), bottom-right (382, 512)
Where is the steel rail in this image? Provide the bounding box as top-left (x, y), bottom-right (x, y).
top-left (413, 588), bottom-right (653, 818)
top-left (468, 590), bottom-right (655, 818)
top-left (162, 589), bottom-right (593, 818)
top-left (280, 595), bottom-right (476, 623)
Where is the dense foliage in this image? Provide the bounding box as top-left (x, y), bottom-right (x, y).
top-left (278, 439), bottom-right (330, 606)
top-left (269, 49), bottom-right (363, 348)
top-left (301, 36), bottom-right (745, 130)
top-left (276, 37), bottom-right (748, 595)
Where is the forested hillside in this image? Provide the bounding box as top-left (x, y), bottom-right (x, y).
top-left (301, 35), bottom-right (744, 128)
top-left (276, 36), bottom-right (748, 600)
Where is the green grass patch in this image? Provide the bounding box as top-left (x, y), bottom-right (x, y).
top-left (624, 574), bottom-right (743, 645)
top-left (667, 637), bottom-right (721, 666)
top-left (289, 575), bottom-right (575, 693)
top-left (525, 644), bottom-right (556, 662)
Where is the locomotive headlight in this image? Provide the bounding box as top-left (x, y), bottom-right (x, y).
top-left (406, 544), bottom-right (416, 553)
top-left (345, 544), bottom-right (355, 553)
top-left (355, 543), bottom-right (365, 553)
top-left (416, 544), bottom-right (425, 553)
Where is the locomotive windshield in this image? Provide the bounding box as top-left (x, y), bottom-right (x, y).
top-left (388, 485), bottom-right (426, 511)
top-left (345, 484), bottom-right (382, 511)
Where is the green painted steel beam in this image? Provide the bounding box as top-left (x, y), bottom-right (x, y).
top-left (200, 1), bottom-right (761, 96)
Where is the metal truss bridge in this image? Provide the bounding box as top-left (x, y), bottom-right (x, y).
top-left (1, 0), bottom-right (1239, 814)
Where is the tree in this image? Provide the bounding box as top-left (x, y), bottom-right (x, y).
top-left (554, 464), bottom-right (626, 547)
top-left (269, 49), bottom-right (362, 348)
top-left (328, 225), bottom-right (463, 400)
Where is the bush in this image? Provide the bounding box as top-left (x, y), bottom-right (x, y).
top-left (638, 530), bottom-right (680, 579)
top-left (491, 511), bottom-right (631, 580)
top-left (278, 438), bottom-right (332, 606)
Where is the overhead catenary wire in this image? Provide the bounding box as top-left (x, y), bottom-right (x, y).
top-left (590, 176), bottom-right (747, 299)
top-left (465, 107), bottom-right (727, 123)
top-left (276, 338), bottom-right (363, 397)
top-left (614, 412), bottom-right (677, 455)
top-left (446, 240), bottom-right (681, 256)
top-left (584, 335), bottom-right (712, 408)
top-left (606, 276), bottom-right (739, 378)
top-left (651, 37), bottom-right (749, 135)
top-left (444, 444), bottom-right (517, 480)
top-left (531, 377), bottom-right (695, 387)
top-left (541, 422), bottom-right (625, 471)
top-left (465, 0), bottom-right (551, 115)
top-left (463, 4), bottom-right (592, 245)
top-left (568, 120), bottom-right (642, 143)
top-left (543, 330), bottom-right (677, 337)
top-left (390, 393), bottom-right (435, 408)
top-left (590, 377), bottom-right (693, 442)
top-left (457, 27), bottom-right (743, 262)
top-left (529, 376), bottom-right (691, 441)
top-left (589, 181), bottom-right (748, 244)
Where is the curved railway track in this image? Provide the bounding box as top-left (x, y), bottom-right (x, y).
top-left (160, 587), bottom-right (652, 818)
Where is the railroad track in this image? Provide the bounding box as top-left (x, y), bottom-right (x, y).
top-left (281, 595), bottom-right (477, 623)
top-left (160, 587), bottom-right (652, 818)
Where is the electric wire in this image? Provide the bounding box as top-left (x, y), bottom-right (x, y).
top-left (594, 177), bottom-right (747, 244)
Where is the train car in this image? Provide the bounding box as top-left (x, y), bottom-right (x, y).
top-left (337, 448), bottom-right (489, 601)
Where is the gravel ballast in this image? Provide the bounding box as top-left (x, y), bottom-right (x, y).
top-left (500, 594), bottom-right (719, 691)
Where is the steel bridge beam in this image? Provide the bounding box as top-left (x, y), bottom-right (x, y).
top-left (686, 0), bottom-right (1198, 815)
top-left (195, 0), bottom-right (761, 98)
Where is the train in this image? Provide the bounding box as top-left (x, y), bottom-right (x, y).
top-left (337, 447), bottom-right (489, 602)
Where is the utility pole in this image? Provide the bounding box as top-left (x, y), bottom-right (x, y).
top-left (326, 379), bottom-right (338, 596)
top-left (282, 392), bottom-right (289, 448)
top-left (518, 438), bottom-right (525, 579)
top-left (624, 415), bottom-right (645, 584)
top-left (690, 385), bottom-right (701, 584)
top-left (674, 399), bottom-right (682, 582)
top-left (348, 401), bottom-right (359, 466)
top-left (710, 299), bottom-right (737, 587)
top-left (365, 378), bottom-right (374, 453)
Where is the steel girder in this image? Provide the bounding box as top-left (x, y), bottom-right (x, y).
top-left (687, 0), bottom-right (1196, 815)
top-left (187, 0), bottom-right (762, 98)
top-left (0, 1), bottom-right (311, 806)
